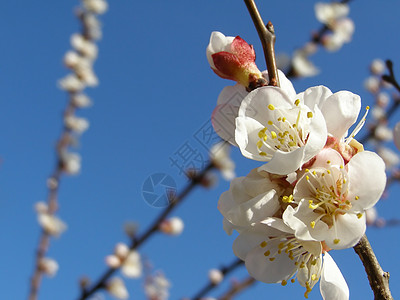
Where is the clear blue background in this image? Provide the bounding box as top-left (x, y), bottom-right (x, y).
top-left (0, 1), bottom-right (399, 299)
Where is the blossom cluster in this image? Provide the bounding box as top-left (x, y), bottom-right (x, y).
top-left (207, 32), bottom-right (386, 299)
top-left (57, 0), bottom-right (108, 175)
top-left (280, 1), bottom-right (354, 79)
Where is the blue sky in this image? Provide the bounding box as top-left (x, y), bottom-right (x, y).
top-left (1, 1), bottom-right (400, 299)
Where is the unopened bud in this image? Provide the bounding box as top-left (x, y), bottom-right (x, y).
top-left (39, 258), bottom-right (59, 277)
top-left (370, 59), bottom-right (386, 75)
top-left (160, 217), bottom-right (184, 235)
top-left (364, 76), bottom-right (380, 94)
top-left (105, 255), bottom-right (121, 269)
top-left (114, 243), bottom-right (129, 259)
top-left (123, 221), bottom-right (138, 238)
top-left (208, 269), bottom-right (224, 285)
top-left (206, 32), bottom-right (264, 90)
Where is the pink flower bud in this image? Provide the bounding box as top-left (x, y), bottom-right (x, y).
top-left (206, 32), bottom-right (265, 89)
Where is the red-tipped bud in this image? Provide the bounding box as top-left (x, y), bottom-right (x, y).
top-left (206, 32), bottom-right (265, 89)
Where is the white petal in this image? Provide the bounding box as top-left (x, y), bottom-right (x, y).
top-left (320, 252), bottom-right (349, 300)
top-left (235, 117), bottom-right (267, 161)
top-left (298, 86), bottom-right (333, 110)
top-left (347, 151), bottom-right (386, 211)
top-left (212, 84), bottom-right (248, 145)
top-left (302, 106), bottom-right (328, 162)
top-left (245, 241), bottom-right (295, 283)
top-left (262, 69), bottom-right (297, 99)
top-left (232, 224), bottom-right (282, 260)
top-left (310, 148), bottom-right (344, 169)
top-left (206, 32), bottom-right (234, 68)
top-left (324, 213), bottom-right (366, 250)
top-left (320, 91), bottom-right (361, 140)
top-left (237, 87), bottom-right (293, 121)
top-left (258, 147), bottom-right (306, 175)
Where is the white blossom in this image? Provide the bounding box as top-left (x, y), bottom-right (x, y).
top-left (72, 93), bottom-right (92, 108)
top-left (371, 106), bottom-right (385, 121)
top-left (284, 149), bottom-right (386, 249)
top-left (64, 51), bottom-right (82, 69)
top-left (114, 243), bottom-right (129, 259)
top-left (234, 85), bottom-right (328, 175)
top-left (292, 51), bottom-right (320, 78)
top-left (233, 220), bottom-right (348, 299)
top-left (378, 147), bottom-right (400, 169)
top-left (34, 201), bottom-right (48, 214)
top-left (121, 251), bottom-right (142, 278)
top-left (64, 115), bottom-right (90, 134)
top-left (145, 272), bottom-right (170, 300)
top-left (58, 74), bottom-right (85, 92)
top-left (160, 217), bottom-right (184, 235)
top-left (315, 2), bottom-right (349, 25)
top-left (375, 125), bottom-right (393, 141)
top-left (71, 34), bottom-right (98, 59)
top-left (370, 59), bottom-right (386, 75)
top-left (106, 278), bottom-right (129, 300)
top-left (83, 0), bottom-right (108, 14)
top-left (364, 76), bottom-right (380, 94)
top-left (60, 151), bottom-right (81, 175)
top-left (208, 269), bottom-right (223, 285)
top-left (376, 92), bottom-right (390, 107)
top-left (210, 142), bottom-right (235, 180)
top-left (39, 257), bottom-right (59, 277)
top-left (38, 213), bottom-right (67, 237)
top-left (218, 168), bottom-right (289, 230)
top-left (105, 255), bottom-right (121, 269)
top-left (212, 69), bottom-right (295, 146)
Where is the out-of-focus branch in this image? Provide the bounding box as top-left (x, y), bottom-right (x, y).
top-left (78, 163), bottom-right (215, 300)
top-left (243, 0), bottom-right (280, 87)
top-left (353, 235), bottom-right (393, 300)
top-left (191, 258), bottom-right (243, 300)
top-left (28, 2), bottom-right (107, 298)
top-left (360, 60), bottom-right (400, 144)
top-left (219, 276), bottom-right (256, 300)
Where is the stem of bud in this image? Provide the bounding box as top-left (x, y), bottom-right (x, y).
top-left (243, 0), bottom-right (280, 87)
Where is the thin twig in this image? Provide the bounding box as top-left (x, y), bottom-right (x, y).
top-left (219, 276), bottom-right (256, 300)
top-left (191, 258), bottom-right (243, 300)
top-left (360, 60), bottom-right (400, 144)
top-left (353, 235), bottom-right (393, 300)
top-left (28, 4), bottom-right (106, 299)
top-left (78, 163), bottom-right (215, 300)
top-left (243, 0), bottom-right (280, 87)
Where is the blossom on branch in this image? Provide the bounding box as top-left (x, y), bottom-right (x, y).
top-left (206, 31), bottom-right (266, 90)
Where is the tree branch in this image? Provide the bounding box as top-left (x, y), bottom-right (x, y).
top-left (78, 163), bottom-right (215, 300)
top-left (353, 234), bottom-right (393, 300)
top-left (219, 276), bottom-right (256, 300)
top-left (243, 0), bottom-right (280, 87)
top-left (191, 258), bottom-right (243, 300)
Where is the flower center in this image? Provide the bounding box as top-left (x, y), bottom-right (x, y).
top-left (256, 100), bottom-right (313, 158)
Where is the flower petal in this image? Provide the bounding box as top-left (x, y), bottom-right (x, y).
top-left (324, 213), bottom-right (366, 250)
top-left (347, 151), bottom-right (386, 211)
top-left (320, 91), bottom-right (361, 140)
top-left (320, 252), bottom-right (349, 300)
top-left (212, 84), bottom-right (248, 145)
top-left (298, 85), bottom-right (333, 109)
